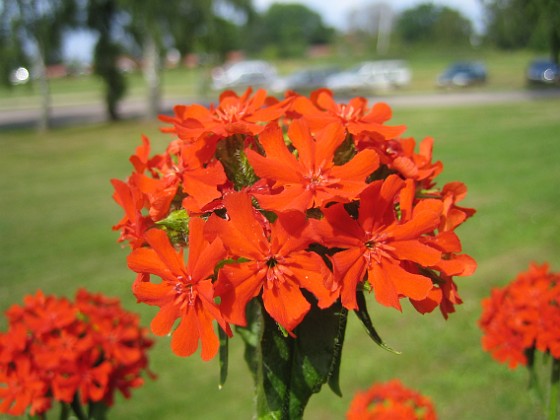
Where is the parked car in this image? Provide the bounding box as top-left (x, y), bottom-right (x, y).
top-left (526, 59), bottom-right (560, 85)
top-left (211, 60), bottom-right (277, 91)
top-left (325, 60), bottom-right (411, 93)
top-left (271, 66), bottom-right (340, 94)
top-left (436, 62), bottom-right (487, 88)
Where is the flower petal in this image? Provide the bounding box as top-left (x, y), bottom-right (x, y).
top-left (171, 308), bottom-right (199, 358)
top-left (390, 240), bottom-right (441, 266)
top-left (144, 229), bottom-right (186, 276)
top-left (262, 280), bottom-right (310, 333)
top-left (127, 247), bottom-right (174, 281)
top-left (151, 303), bottom-right (180, 336)
top-left (215, 263), bottom-right (264, 326)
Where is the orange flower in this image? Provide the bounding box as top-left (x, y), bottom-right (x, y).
top-left (161, 88), bottom-right (289, 141)
top-left (52, 350), bottom-right (112, 404)
top-left (356, 135), bottom-right (443, 182)
top-left (347, 379), bottom-right (437, 420)
top-left (246, 120), bottom-right (379, 212)
top-left (179, 139), bottom-right (228, 213)
top-left (128, 221), bottom-right (231, 360)
top-left (292, 88), bottom-right (406, 139)
top-left (479, 262), bottom-right (560, 368)
top-left (207, 191), bottom-right (336, 334)
top-left (111, 178), bottom-right (154, 249)
top-left (0, 290), bottom-right (153, 416)
top-left (0, 358), bottom-right (48, 416)
top-left (129, 135), bottom-right (164, 176)
top-left (315, 175), bottom-right (442, 310)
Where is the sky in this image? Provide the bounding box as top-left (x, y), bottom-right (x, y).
top-left (253, 0), bottom-right (484, 31)
top-left (64, 0), bottom-right (485, 62)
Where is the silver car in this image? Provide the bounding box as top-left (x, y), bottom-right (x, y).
top-left (211, 60), bottom-right (277, 91)
top-left (326, 60), bottom-right (411, 92)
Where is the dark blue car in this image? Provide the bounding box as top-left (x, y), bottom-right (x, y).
top-left (526, 59), bottom-right (560, 84)
top-left (437, 62), bottom-right (487, 88)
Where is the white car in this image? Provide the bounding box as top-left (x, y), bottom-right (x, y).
top-left (211, 60), bottom-right (277, 91)
top-left (326, 60), bottom-right (411, 92)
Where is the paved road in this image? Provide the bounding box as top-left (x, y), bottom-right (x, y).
top-left (1, 88), bottom-right (559, 131)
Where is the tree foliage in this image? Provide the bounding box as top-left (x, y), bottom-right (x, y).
top-left (87, 0), bottom-right (127, 121)
top-left (246, 3), bottom-right (335, 58)
top-left (396, 3), bottom-right (473, 47)
top-left (482, 0), bottom-right (560, 63)
top-left (0, 0), bottom-right (77, 131)
top-left (118, 0), bottom-right (253, 119)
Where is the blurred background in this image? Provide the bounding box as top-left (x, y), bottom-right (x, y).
top-left (1, 0), bottom-right (560, 419)
top-left (1, 0), bottom-right (559, 129)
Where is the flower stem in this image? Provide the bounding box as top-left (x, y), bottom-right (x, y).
top-left (70, 393), bottom-right (88, 420)
top-left (549, 357), bottom-right (560, 420)
top-left (59, 402), bottom-right (70, 420)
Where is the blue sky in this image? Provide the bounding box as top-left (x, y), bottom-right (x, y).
top-left (64, 0), bottom-right (485, 62)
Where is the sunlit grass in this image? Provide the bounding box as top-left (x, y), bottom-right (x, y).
top-left (0, 97), bottom-right (559, 419)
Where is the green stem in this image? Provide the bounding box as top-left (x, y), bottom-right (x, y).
top-left (59, 402), bottom-right (70, 420)
top-left (549, 358), bottom-right (560, 420)
top-left (70, 393), bottom-right (88, 420)
top-left (215, 133), bottom-right (257, 190)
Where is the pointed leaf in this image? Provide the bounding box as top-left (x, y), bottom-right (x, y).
top-left (218, 327), bottom-right (229, 389)
top-left (327, 306), bottom-right (348, 397)
top-left (254, 296), bottom-right (348, 419)
top-left (237, 299), bottom-right (263, 384)
top-left (354, 291), bottom-right (401, 354)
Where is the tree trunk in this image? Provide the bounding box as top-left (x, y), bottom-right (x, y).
top-left (376, 6), bottom-right (391, 56)
top-left (143, 34), bottom-right (161, 120)
top-left (35, 48), bottom-right (51, 132)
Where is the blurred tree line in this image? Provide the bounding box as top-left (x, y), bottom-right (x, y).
top-left (0, 0), bottom-right (77, 131)
top-left (1, 0), bottom-right (558, 130)
top-left (0, 0), bottom-right (254, 129)
top-left (481, 0), bottom-right (560, 63)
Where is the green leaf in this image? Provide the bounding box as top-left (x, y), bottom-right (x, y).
top-left (254, 297), bottom-right (348, 419)
top-left (218, 327), bottom-right (229, 389)
top-left (327, 306), bottom-right (348, 397)
top-left (237, 298), bottom-right (264, 384)
top-left (155, 209), bottom-right (190, 245)
top-left (256, 308), bottom-right (290, 419)
top-left (289, 299), bottom-right (348, 414)
top-left (155, 208), bottom-right (190, 232)
top-left (333, 133), bottom-right (356, 165)
top-left (354, 291), bottom-right (401, 354)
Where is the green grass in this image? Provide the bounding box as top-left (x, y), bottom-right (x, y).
top-left (1, 96), bottom-right (560, 419)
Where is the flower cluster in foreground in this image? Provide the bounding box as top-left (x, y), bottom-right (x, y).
top-left (479, 262), bottom-right (560, 368)
top-left (0, 289), bottom-right (153, 417)
top-left (346, 379), bottom-right (437, 419)
top-left (112, 88), bottom-right (476, 361)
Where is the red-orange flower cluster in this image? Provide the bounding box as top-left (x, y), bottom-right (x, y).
top-left (346, 379), bottom-right (437, 420)
top-left (112, 88), bottom-right (476, 360)
top-left (479, 262), bottom-right (560, 368)
top-left (0, 289), bottom-right (153, 417)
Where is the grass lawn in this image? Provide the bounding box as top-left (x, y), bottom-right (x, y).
top-left (1, 95), bottom-right (559, 419)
